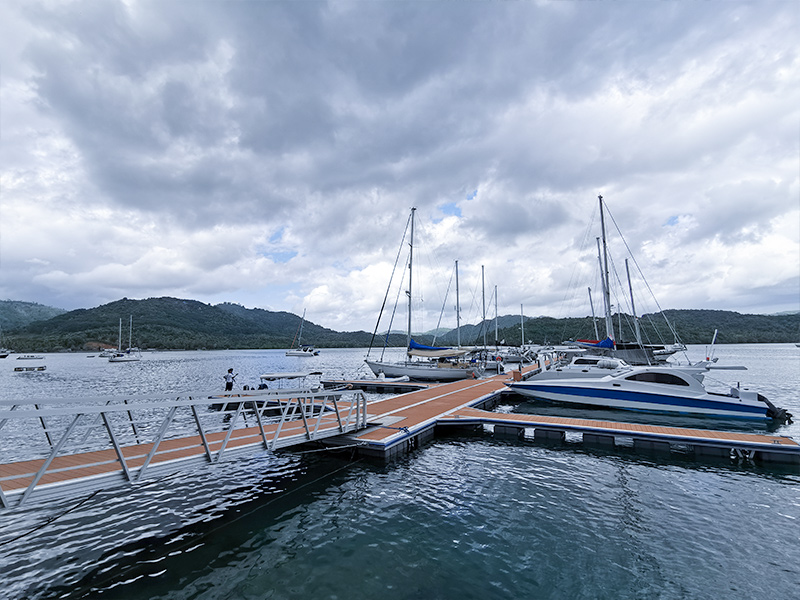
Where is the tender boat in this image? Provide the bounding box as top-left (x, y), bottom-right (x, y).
top-left (506, 365), bottom-right (792, 422)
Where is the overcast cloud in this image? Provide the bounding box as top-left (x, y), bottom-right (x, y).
top-left (1, 0), bottom-right (797, 333)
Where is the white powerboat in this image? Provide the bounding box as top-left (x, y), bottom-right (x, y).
top-left (506, 364), bottom-right (792, 422)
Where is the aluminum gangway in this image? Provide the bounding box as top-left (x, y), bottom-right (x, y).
top-left (0, 386), bottom-right (368, 508)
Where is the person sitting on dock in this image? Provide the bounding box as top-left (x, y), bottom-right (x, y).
top-left (223, 368), bottom-right (237, 391)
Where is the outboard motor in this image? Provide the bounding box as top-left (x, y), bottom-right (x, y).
top-left (758, 393), bottom-right (793, 423)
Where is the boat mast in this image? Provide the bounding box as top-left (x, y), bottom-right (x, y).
top-left (298, 308), bottom-right (306, 347)
top-left (494, 285), bottom-right (499, 349)
top-left (128, 315), bottom-right (133, 350)
top-left (598, 195), bottom-right (614, 343)
top-left (407, 208), bottom-right (416, 350)
top-left (481, 265), bottom-right (487, 349)
top-left (520, 304), bottom-right (525, 347)
top-left (455, 260), bottom-right (461, 348)
top-left (625, 259), bottom-right (643, 346)
top-left (588, 287), bottom-right (600, 341)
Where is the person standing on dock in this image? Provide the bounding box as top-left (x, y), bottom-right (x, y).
top-left (223, 368), bottom-right (237, 391)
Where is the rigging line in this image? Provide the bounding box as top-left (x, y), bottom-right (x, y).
top-left (557, 204), bottom-right (600, 320)
top-left (432, 264), bottom-right (455, 345)
top-left (604, 203), bottom-right (683, 344)
top-left (381, 264), bottom-right (408, 359)
top-left (367, 211), bottom-right (413, 356)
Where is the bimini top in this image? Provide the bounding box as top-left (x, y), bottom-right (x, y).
top-left (407, 338), bottom-right (469, 358)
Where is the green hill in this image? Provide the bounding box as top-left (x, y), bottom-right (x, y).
top-left (5, 297), bottom-right (403, 352)
top-left (3, 296), bottom-right (798, 352)
top-left (0, 300), bottom-right (66, 332)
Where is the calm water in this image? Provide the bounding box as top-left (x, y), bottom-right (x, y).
top-left (1, 345), bottom-right (798, 599)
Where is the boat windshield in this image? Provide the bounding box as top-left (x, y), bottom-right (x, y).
top-left (625, 372), bottom-right (690, 386)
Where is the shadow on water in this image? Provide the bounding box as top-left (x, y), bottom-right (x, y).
top-left (6, 450), bottom-right (368, 600)
top-left (435, 427), bottom-right (800, 480)
top-left (504, 395), bottom-right (793, 434)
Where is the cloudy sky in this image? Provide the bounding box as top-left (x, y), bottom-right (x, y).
top-left (1, 0), bottom-right (798, 333)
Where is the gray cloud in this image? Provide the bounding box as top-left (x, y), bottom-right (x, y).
top-left (1, 0), bottom-right (797, 331)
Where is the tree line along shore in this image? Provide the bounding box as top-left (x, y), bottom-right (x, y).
top-left (1, 298), bottom-right (798, 353)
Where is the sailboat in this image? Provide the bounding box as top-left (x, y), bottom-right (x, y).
top-left (573, 195), bottom-right (684, 365)
top-left (286, 309), bottom-right (320, 356)
top-left (365, 208), bottom-right (483, 382)
top-left (108, 316), bottom-right (141, 362)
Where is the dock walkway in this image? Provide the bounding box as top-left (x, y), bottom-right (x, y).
top-left (336, 367), bottom-right (800, 464)
top-left (2, 365), bottom-right (798, 509)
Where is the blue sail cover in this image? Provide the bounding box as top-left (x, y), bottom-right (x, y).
top-left (575, 337), bottom-right (615, 349)
top-left (408, 339), bottom-right (452, 352)
top-left (407, 338), bottom-right (469, 358)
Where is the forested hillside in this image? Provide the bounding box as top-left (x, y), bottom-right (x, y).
top-left (4, 297), bottom-right (404, 352)
top-left (0, 300), bottom-right (66, 332)
top-left (2, 296), bottom-right (798, 352)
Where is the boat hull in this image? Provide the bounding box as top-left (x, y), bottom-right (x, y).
top-left (365, 359), bottom-right (479, 382)
top-left (507, 381), bottom-right (772, 420)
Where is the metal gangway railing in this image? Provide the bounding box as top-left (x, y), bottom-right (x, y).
top-left (0, 386), bottom-right (368, 508)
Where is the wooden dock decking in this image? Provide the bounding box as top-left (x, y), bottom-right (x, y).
top-left (2, 365), bottom-right (798, 508)
top-left (338, 366), bottom-right (800, 464)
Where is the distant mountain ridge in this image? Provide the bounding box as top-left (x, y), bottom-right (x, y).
top-left (0, 300), bottom-right (66, 332)
top-left (2, 297), bottom-right (798, 352)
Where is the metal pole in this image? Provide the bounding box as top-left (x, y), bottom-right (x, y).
top-left (456, 260), bottom-right (461, 348)
top-left (407, 207), bottom-right (416, 350)
top-left (598, 195), bottom-right (614, 342)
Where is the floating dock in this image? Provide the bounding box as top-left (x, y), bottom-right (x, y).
top-left (2, 365), bottom-right (798, 509)
top-left (328, 366), bottom-right (800, 465)
top-left (321, 378), bottom-right (430, 394)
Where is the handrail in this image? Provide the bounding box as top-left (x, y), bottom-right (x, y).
top-left (0, 388), bottom-right (368, 508)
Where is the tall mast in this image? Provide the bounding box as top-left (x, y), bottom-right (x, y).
top-left (625, 259), bottom-right (642, 346)
top-left (407, 207), bottom-right (416, 349)
top-left (520, 304), bottom-right (525, 347)
top-left (588, 287), bottom-right (599, 341)
top-left (455, 260), bottom-right (461, 347)
top-left (481, 265), bottom-right (487, 349)
top-left (598, 195), bottom-right (614, 342)
top-left (128, 315), bottom-right (133, 349)
top-left (118, 318), bottom-right (122, 352)
top-left (494, 285), bottom-right (499, 349)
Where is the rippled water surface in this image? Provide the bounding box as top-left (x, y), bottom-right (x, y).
top-left (1, 345), bottom-right (799, 599)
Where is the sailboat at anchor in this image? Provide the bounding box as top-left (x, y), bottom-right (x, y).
top-left (286, 309), bottom-right (320, 356)
top-left (108, 316), bottom-right (141, 362)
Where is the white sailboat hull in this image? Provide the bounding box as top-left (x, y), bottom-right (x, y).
top-left (365, 359), bottom-right (480, 382)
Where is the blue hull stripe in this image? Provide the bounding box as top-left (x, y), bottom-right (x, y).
top-left (514, 384), bottom-right (766, 417)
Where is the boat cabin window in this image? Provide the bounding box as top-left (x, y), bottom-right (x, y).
top-left (625, 372), bottom-right (690, 386)
top-left (573, 358), bottom-right (599, 365)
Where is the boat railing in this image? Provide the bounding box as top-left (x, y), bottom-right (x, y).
top-left (0, 387), bottom-right (369, 508)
